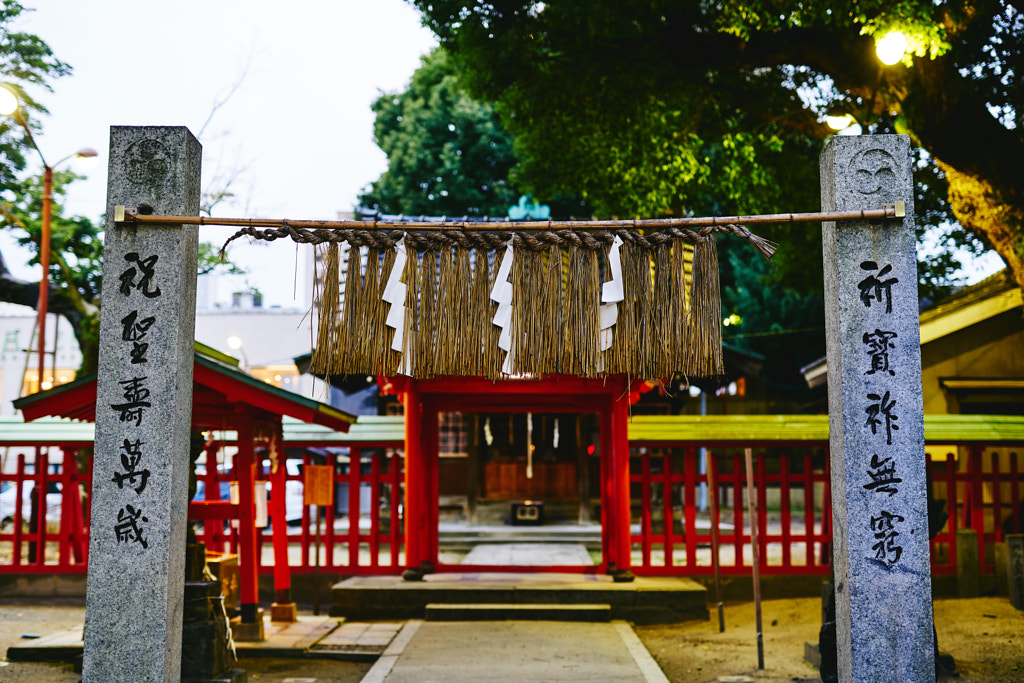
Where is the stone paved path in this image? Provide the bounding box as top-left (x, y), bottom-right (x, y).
top-left (461, 542), bottom-right (593, 565)
top-left (361, 620), bottom-right (668, 683)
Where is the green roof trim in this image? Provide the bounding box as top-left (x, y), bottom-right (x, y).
top-left (628, 414), bottom-right (1024, 444)
top-left (195, 340), bottom-right (240, 367)
top-left (0, 415), bottom-right (401, 444)
top-left (4, 414), bottom-right (1022, 446)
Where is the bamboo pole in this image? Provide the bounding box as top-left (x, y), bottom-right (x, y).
top-left (113, 203), bottom-right (905, 231)
top-left (745, 447), bottom-right (764, 670)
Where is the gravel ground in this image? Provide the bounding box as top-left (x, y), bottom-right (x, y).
top-left (635, 596), bottom-right (1024, 683)
top-left (1, 597), bottom-right (1021, 682)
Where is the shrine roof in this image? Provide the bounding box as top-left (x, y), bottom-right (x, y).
top-left (918, 269), bottom-right (1021, 344)
top-left (13, 344), bottom-right (356, 432)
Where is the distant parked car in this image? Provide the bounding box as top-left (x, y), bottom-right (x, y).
top-left (285, 459), bottom-right (305, 526)
top-left (0, 481), bottom-right (63, 530)
top-left (194, 480), bottom-right (232, 501)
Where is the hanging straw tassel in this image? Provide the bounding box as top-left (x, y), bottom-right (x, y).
top-left (479, 248), bottom-right (503, 379)
top-left (615, 242), bottom-right (653, 377)
top-left (453, 246), bottom-right (477, 376)
top-left (339, 244), bottom-right (364, 374)
top-left (311, 243), bottom-right (340, 376)
top-left (605, 242), bottom-right (630, 375)
top-left (398, 245), bottom-right (419, 376)
top-left (369, 248), bottom-right (397, 375)
top-left (417, 249), bottom-right (438, 378)
top-left (561, 245), bottom-right (601, 377)
top-left (470, 249), bottom-right (491, 378)
top-left (434, 245), bottom-right (457, 374)
top-left (539, 245), bottom-right (564, 375)
top-left (512, 247), bottom-right (546, 374)
top-left (350, 248), bottom-right (378, 374)
top-left (651, 243), bottom-right (674, 378)
top-left (670, 239), bottom-right (690, 372)
top-left (685, 235), bottom-right (725, 378)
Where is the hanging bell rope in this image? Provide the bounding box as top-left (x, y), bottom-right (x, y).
top-left (112, 202), bottom-right (906, 381)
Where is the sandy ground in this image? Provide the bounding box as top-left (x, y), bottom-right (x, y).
top-left (1, 597), bottom-right (1021, 682)
top-left (635, 596), bottom-right (1024, 683)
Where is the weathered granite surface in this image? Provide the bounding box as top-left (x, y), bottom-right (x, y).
top-left (821, 135), bottom-right (935, 681)
top-left (83, 126), bottom-right (200, 682)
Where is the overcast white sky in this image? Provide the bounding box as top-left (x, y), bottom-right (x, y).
top-left (4, 0), bottom-right (438, 307)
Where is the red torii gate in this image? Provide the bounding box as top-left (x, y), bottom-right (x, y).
top-left (387, 374), bottom-right (640, 577)
top-left (14, 345), bottom-right (355, 625)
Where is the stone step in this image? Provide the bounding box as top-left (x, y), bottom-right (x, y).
top-left (331, 573), bottom-right (708, 624)
top-left (426, 602), bottom-right (611, 622)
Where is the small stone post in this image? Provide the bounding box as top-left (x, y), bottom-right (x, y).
top-left (820, 134), bottom-right (935, 681)
top-left (83, 126), bottom-right (200, 682)
top-left (1007, 534), bottom-right (1024, 610)
top-left (956, 528), bottom-right (981, 598)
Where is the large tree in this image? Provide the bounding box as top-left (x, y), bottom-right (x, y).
top-left (410, 0), bottom-right (1021, 297)
top-left (360, 48), bottom-right (520, 217)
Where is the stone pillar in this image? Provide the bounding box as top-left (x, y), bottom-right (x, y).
top-left (820, 134), bottom-right (935, 681)
top-left (84, 126), bottom-right (200, 682)
top-left (1007, 534), bottom-right (1024, 611)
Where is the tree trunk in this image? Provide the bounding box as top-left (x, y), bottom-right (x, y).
top-left (939, 162), bottom-right (1024, 296)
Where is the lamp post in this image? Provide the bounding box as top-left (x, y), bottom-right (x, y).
top-left (0, 85), bottom-right (96, 393)
top-left (227, 335), bottom-right (250, 372)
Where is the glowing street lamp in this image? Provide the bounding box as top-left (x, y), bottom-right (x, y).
top-left (0, 84), bottom-right (97, 394)
top-left (826, 113), bottom-right (856, 131)
top-left (227, 335), bottom-right (250, 371)
top-left (876, 31), bottom-right (909, 66)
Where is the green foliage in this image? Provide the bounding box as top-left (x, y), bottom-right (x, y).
top-left (720, 240), bottom-right (825, 386)
top-left (410, 0), bottom-right (1024, 303)
top-left (0, 1), bottom-right (71, 190)
top-left (360, 48), bottom-right (519, 217)
top-left (12, 170), bottom-right (102, 298)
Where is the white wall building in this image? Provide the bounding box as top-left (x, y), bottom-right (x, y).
top-left (0, 304), bottom-right (83, 416)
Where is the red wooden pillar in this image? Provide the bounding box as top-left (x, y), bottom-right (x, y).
top-left (403, 383), bottom-right (427, 569)
top-left (599, 401), bottom-right (613, 569)
top-left (235, 416), bottom-right (261, 626)
top-left (269, 424), bottom-right (296, 622)
top-left (610, 390), bottom-right (632, 571)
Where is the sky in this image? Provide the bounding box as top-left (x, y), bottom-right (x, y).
top-left (4, 0), bottom-right (438, 308)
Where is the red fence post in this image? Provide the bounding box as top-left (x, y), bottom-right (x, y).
top-left (780, 453), bottom-right (791, 568)
top-left (683, 447), bottom-right (697, 570)
top-left (990, 451), bottom-right (1002, 546)
top-left (391, 450), bottom-right (402, 567)
top-left (369, 449), bottom-right (381, 569)
top-left (804, 453), bottom-right (815, 568)
top-left (1011, 452), bottom-right (1021, 535)
top-left (640, 450), bottom-right (651, 568)
top-left (269, 426), bottom-right (295, 622)
top-left (348, 447), bottom-right (361, 568)
top-left (235, 419), bottom-right (260, 625)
